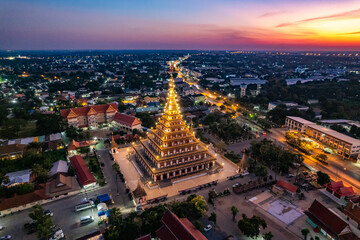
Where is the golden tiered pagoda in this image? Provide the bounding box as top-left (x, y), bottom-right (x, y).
top-left (132, 76), bottom-right (217, 183)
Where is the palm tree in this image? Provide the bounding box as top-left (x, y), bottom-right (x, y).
top-left (301, 228), bottom-right (310, 240)
top-left (231, 206), bottom-right (238, 221)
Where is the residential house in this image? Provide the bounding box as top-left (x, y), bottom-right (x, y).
top-left (45, 173), bottom-right (81, 199)
top-left (4, 169), bottom-right (32, 187)
top-left (49, 160), bottom-right (69, 177)
top-left (0, 144), bottom-right (26, 160)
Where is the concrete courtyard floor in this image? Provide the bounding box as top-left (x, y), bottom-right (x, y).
top-left (246, 188), bottom-right (338, 240)
top-left (113, 146), bottom-right (239, 200)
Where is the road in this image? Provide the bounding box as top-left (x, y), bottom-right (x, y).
top-left (269, 128), bottom-right (360, 193)
top-left (0, 149), bottom-right (134, 240)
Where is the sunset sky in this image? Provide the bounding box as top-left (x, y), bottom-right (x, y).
top-left (1, 0), bottom-right (360, 50)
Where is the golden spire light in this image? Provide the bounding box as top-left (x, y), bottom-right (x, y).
top-left (164, 74), bottom-right (182, 116)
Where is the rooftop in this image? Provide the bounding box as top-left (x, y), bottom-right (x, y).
top-left (4, 169), bottom-right (32, 186)
top-left (113, 112), bottom-right (142, 126)
top-left (69, 155), bottom-right (96, 187)
top-left (156, 209), bottom-right (207, 240)
top-left (276, 179), bottom-right (298, 193)
top-left (286, 116), bottom-right (315, 125)
top-left (49, 160), bottom-right (69, 177)
top-left (305, 200), bottom-right (350, 238)
top-left (308, 124), bottom-right (360, 145)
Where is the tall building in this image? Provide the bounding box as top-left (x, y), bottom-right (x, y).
top-left (132, 77), bottom-right (217, 182)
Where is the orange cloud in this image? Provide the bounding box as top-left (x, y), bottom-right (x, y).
top-left (277, 8), bottom-right (360, 27)
top-left (258, 11), bottom-right (287, 19)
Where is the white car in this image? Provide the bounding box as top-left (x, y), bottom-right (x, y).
top-left (0, 226), bottom-right (4, 231)
top-left (44, 210), bottom-right (53, 217)
top-left (204, 224), bottom-right (212, 232)
top-left (49, 229), bottom-right (64, 240)
top-left (0, 235), bottom-right (11, 240)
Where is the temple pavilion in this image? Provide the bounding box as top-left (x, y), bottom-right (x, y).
top-left (132, 76), bottom-right (217, 183)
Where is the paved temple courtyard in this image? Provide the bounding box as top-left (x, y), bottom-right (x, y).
top-left (113, 146), bottom-right (238, 200)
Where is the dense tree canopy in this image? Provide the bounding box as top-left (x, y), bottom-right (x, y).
top-left (250, 139), bottom-right (303, 174)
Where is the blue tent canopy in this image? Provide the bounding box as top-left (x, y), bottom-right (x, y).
top-left (97, 194), bottom-right (111, 202)
top-left (98, 210), bottom-right (105, 216)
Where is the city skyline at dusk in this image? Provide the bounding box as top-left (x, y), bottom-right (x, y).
top-left (1, 0), bottom-right (360, 51)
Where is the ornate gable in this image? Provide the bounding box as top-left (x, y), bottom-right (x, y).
top-left (106, 104), bottom-right (116, 112)
top-left (67, 110), bottom-right (78, 118)
top-left (87, 107), bottom-right (97, 115)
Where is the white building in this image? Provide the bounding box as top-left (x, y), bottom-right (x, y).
top-left (285, 116), bottom-right (315, 133)
top-left (285, 116), bottom-right (360, 159)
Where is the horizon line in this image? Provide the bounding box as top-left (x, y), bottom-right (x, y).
top-left (1, 49), bottom-right (360, 53)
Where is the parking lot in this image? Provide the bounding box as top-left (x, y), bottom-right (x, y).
top-left (0, 147), bottom-right (134, 240)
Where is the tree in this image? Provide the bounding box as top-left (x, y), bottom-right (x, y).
top-left (194, 220), bottom-right (203, 232)
top-left (112, 163), bottom-right (120, 173)
top-left (264, 231), bottom-right (274, 240)
top-left (35, 114), bottom-right (62, 135)
top-left (231, 206), bottom-right (239, 221)
top-left (238, 214), bottom-right (267, 238)
top-left (208, 212), bottom-right (217, 224)
top-left (0, 173), bottom-right (10, 185)
top-left (108, 207), bottom-right (123, 227)
top-left (301, 228), bottom-right (310, 240)
top-left (32, 164), bottom-right (48, 183)
top-left (190, 195), bottom-right (207, 217)
top-left (65, 126), bottom-right (81, 140)
top-left (29, 205), bottom-right (54, 240)
top-left (254, 165), bottom-right (268, 177)
top-left (316, 171), bottom-right (330, 185)
top-left (208, 190), bottom-right (217, 205)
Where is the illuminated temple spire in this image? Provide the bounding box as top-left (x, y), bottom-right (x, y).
top-left (164, 76), bottom-right (182, 116)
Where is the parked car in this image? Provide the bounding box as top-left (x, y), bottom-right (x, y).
top-left (204, 225), bottom-right (212, 232)
top-left (24, 222), bottom-right (37, 235)
top-left (44, 210), bottom-right (53, 217)
top-left (49, 228), bottom-right (64, 240)
top-left (0, 226), bottom-right (4, 231)
top-left (80, 216), bottom-right (94, 225)
top-left (0, 235), bottom-right (11, 240)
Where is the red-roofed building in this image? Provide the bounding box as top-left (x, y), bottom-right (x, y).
top-left (112, 112), bottom-right (142, 133)
top-left (156, 209), bottom-right (207, 240)
top-left (305, 200), bottom-right (359, 240)
top-left (344, 199), bottom-right (360, 228)
top-left (273, 179), bottom-right (298, 196)
top-left (326, 181), bottom-right (356, 200)
top-left (134, 234), bottom-right (151, 240)
top-left (60, 103), bottom-right (117, 128)
top-left (69, 155), bottom-right (96, 188)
